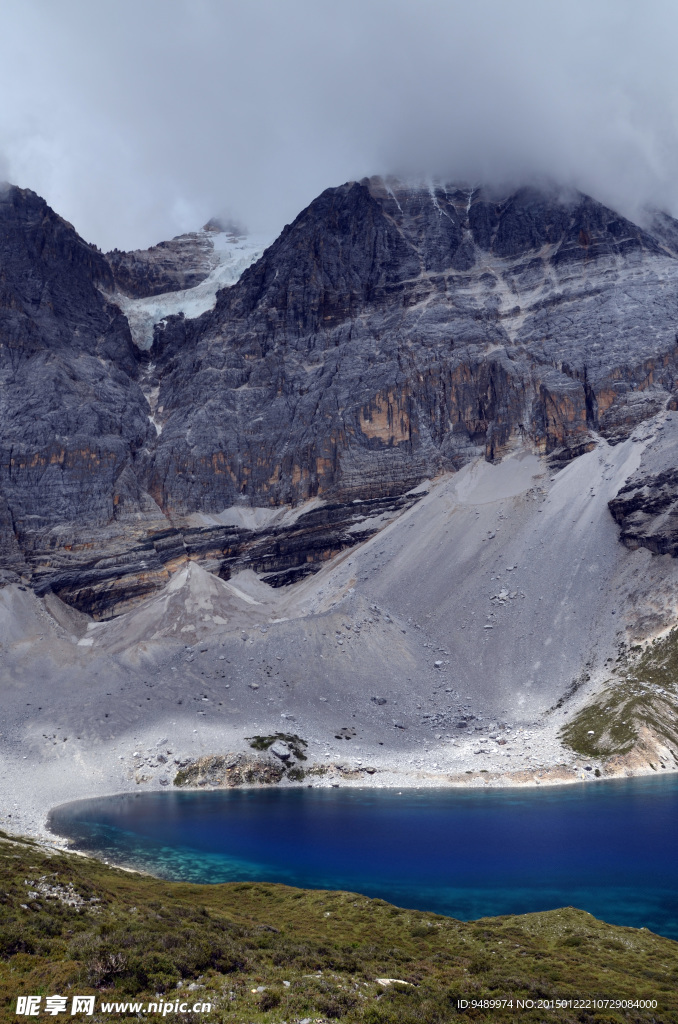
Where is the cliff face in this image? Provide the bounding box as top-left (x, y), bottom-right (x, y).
top-left (0, 185), bottom-right (155, 600)
top-left (149, 179), bottom-right (678, 515)
top-left (2, 178), bottom-right (678, 615)
top-left (607, 425), bottom-right (678, 555)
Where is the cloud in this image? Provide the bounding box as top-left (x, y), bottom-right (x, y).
top-left (1, 0), bottom-right (677, 249)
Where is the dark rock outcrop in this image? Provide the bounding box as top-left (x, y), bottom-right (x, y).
top-left (609, 468), bottom-right (678, 555)
top-left (106, 230), bottom-right (218, 298)
top-left (608, 418), bottom-right (678, 555)
top-left (32, 489), bottom-right (419, 617)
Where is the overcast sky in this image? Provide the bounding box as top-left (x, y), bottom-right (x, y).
top-left (1, 0), bottom-right (677, 250)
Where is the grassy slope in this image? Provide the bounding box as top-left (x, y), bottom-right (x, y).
top-left (561, 629), bottom-right (678, 763)
top-left (1, 833), bottom-right (677, 1023)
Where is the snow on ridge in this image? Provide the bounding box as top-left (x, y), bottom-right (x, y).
top-left (115, 229), bottom-right (273, 350)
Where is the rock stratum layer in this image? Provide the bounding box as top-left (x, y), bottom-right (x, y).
top-left (2, 177), bottom-right (678, 616)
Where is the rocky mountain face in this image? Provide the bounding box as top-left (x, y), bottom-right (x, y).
top-left (150, 179), bottom-right (678, 517)
top-left (608, 423), bottom-right (678, 555)
top-left (2, 177), bottom-right (678, 617)
top-left (106, 227), bottom-right (219, 299)
top-left (0, 185), bottom-right (153, 598)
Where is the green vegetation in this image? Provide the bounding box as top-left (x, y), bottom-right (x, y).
top-left (173, 739), bottom-right (319, 788)
top-left (561, 628), bottom-right (678, 760)
top-left (173, 755), bottom-right (285, 788)
top-left (247, 733), bottom-right (308, 761)
top-left (1, 831), bottom-right (678, 1022)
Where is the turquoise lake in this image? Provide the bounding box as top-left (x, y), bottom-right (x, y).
top-left (49, 775), bottom-right (678, 939)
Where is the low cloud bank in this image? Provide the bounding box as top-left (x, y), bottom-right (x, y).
top-left (1, 0), bottom-right (676, 248)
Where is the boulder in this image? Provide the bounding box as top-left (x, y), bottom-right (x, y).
top-left (270, 740), bottom-right (292, 761)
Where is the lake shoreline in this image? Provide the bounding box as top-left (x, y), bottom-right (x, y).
top-left (45, 776), bottom-right (678, 940)
top-left (3, 743), bottom-right (675, 855)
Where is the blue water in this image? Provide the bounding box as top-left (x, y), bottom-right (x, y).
top-left (49, 776), bottom-right (678, 939)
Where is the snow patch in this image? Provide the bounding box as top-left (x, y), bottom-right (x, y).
top-left (115, 229), bottom-right (273, 350)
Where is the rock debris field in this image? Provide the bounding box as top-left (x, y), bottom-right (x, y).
top-left (3, 419), bottom-right (678, 843)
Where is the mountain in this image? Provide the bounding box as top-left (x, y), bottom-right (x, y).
top-left (2, 177), bottom-right (678, 618)
top-left (109, 220), bottom-right (272, 350)
top-left (150, 178), bottom-right (677, 511)
top-left (0, 184), bottom-right (151, 597)
top-left (4, 177), bottom-right (678, 816)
